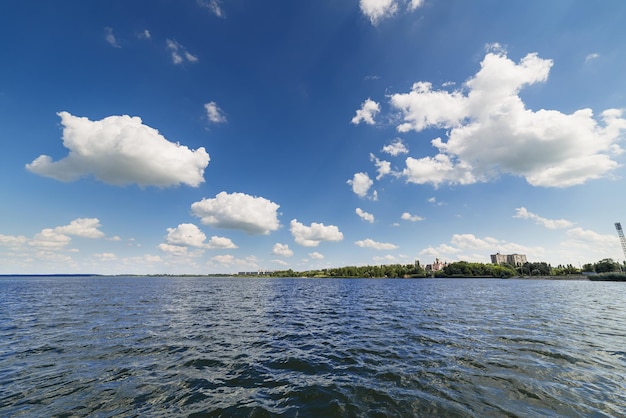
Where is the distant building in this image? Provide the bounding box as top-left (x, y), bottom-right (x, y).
top-left (425, 258), bottom-right (447, 272)
top-left (490, 253), bottom-right (527, 266)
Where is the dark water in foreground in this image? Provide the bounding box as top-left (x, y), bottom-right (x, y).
top-left (1, 277), bottom-right (625, 417)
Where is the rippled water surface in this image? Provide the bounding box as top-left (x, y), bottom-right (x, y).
top-left (1, 277), bottom-right (626, 417)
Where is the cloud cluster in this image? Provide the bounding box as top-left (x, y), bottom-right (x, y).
top-left (158, 223), bottom-right (237, 257)
top-left (401, 212), bottom-right (424, 222)
top-left (272, 243), bottom-right (293, 257)
top-left (290, 219), bottom-right (343, 247)
top-left (204, 102), bottom-right (227, 124)
top-left (355, 238), bottom-right (398, 250)
top-left (351, 99), bottom-right (380, 125)
top-left (514, 207), bottom-right (574, 229)
top-left (385, 50), bottom-right (626, 187)
top-left (347, 172), bottom-right (374, 198)
top-left (419, 233), bottom-right (545, 262)
top-left (191, 192), bottom-right (280, 235)
top-left (197, 0), bottom-right (224, 18)
top-left (166, 39), bottom-right (198, 64)
top-left (0, 218), bottom-right (106, 252)
top-left (359, 0), bottom-right (424, 25)
top-left (356, 208), bottom-right (375, 223)
top-left (104, 27), bottom-right (120, 48)
top-left (26, 112), bottom-right (210, 188)
top-left (382, 139), bottom-right (408, 156)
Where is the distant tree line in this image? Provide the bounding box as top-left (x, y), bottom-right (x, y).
top-left (582, 258), bottom-right (625, 273)
top-left (269, 263), bottom-right (426, 278)
top-left (262, 258), bottom-right (625, 279)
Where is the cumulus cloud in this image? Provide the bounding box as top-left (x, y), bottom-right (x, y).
top-left (386, 50), bottom-right (626, 187)
top-left (204, 102), bottom-right (227, 123)
top-left (158, 243), bottom-right (191, 256)
top-left (164, 223), bottom-right (207, 247)
top-left (166, 39), bottom-right (198, 64)
top-left (0, 234), bottom-right (28, 248)
top-left (351, 98), bottom-right (380, 125)
top-left (26, 112), bottom-right (209, 188)
top-left (211, 254), bottom-right (234, 265)
top-left (419, 233), bottom-right (544, 262)
top-left (207, 236), bottom-right (237, 249)
top-left (401, 212), bottom-right (424, 222)
top-left (360, 0), bottom-right (424, 25)
top-left (290, 219), bottom-right (343, 247)
top-left (29, 229), bottom-right (72, 249)
top-left (355, 238), bottom-right (398, 250)
top-left (347, 172), bottom-right (374, 198)
top-left (191, 192), bottom-right (280, 235)
top-left (4, 218), bottom-right (105, 253)
top-left (94, 252), bottom-right (117, 261)
top-left (382, 139), bottom-right (408, 156)
top-left (55, 218), bottom-right (105, 238)
top-left (513, 207), bottom-right (574, 229)
top-left (356, 208), bottom-right (375, 223)
top-left (272, 243), bottom-right (294, 257)
top-left (370, 154), bottom-right (392, 180)
top-left (104, 27), bottom-right (120, 48)
top-left (309, 251), bottom-right (324, 260)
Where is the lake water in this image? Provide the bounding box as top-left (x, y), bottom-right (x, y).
top-left (1, 276), bottom-right (625, 417)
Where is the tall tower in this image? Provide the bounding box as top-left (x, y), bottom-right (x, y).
top-left (615, 223), bottom-right (626, 260)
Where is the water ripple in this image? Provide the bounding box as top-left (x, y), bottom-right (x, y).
top-left (1, 277), bottom-right (626, 417)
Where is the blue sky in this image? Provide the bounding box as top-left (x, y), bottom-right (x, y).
top-left (1, 0), bottom-right (626, 274)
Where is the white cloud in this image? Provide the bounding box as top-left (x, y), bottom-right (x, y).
top-left (29, 229), bottom-right (71, 249)
top-left (166, 39), bottom-right (198, 64)
top-left (356, 208), bottom-right (375, 223)
top-left (104, 27), bottom-right (120, 48)
top-left (272, 243), bottom-right (293, 257)
top-left (360, 0), bottom-right (396, 24)
top-left (290, 219), bottom-right (344, 247)
top-left (351, 98), bottom-right (380, 125)
top-left (94, 252), bottom-right (117, 261)
top-left (55, 218), bottom-right (105, 238)
top-left (347, 172), bottom-right (374, 198)
top-left (198, 0), bottom-right (224, 17)
top-left (165, 223), bottom-right (207, 247)
top-left (0, 234), bottom-right (29, 248)
top-left (513, 207), bottom-right (574, 229)
top-left (309, 251), bottom-right (324, 260)
top-left (408, 0), bottom-right (424, 10)
top-left (360, 0), bottom-right (425, 25)
top-left (387, 50), bottom-right (626, 188)
top-left (370, 154), bottom-right (392, 180)
top-left (382, 138), bottom-right (408, 156)
top-left (211, 254), bottom-right (234, 265)
top-left (402, 154), bottom-right (475, 187)
top-left (204, 102), bottom-right (227, 123)
top-left (138, 29), bottom-right (151, 40)
top-left (27, 112), bottom-right (209, 188)
top-left (419, 233), bottom-right (545, 262)
top-left (158, 243), bottom-right (190, 256)
top-left (207, 236), bottom-right (237, 249)
top-left (191, 191), bottom-right (280, 235)
top-left (355, 238), bottom-right (398, 250)
top-left (401, 212), bottom-right (424, 222)
top-left (585, 53), bottom-right (600, 63)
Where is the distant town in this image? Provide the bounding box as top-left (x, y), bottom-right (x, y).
top-left (235, 253), bottom-right (626, 280)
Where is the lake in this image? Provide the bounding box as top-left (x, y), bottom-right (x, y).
top-left (1, 276), bottom-right (625, 417)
